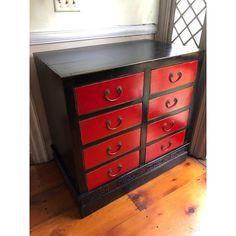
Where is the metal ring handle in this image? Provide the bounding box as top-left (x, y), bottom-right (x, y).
top-left (106, 116), bottom-right (123, 130)
top-left (107, 164), bottom-right (122, 177)
top-left (165, 98), bottom-right (178, 109)
top-left (104, 86), bottom-right (123, 102)
top-left (162, 120), bottom-right (175, 132)
top-left (161, 141), bottom-right (172, 151)
top-left (106, 142), bottom-right (122, 156)
top-left (169, 71), bottom-right (182, 83)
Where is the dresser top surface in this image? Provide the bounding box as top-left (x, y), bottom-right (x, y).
top-left (34, 40), bottom-right (200, 78)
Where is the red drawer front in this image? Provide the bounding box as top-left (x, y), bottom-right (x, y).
top-left (145, 130), bottom-right (186, 163)
top-left (148, 86), bottom-right (193, 120)
top-left (150, 60), bottom-right (198, 94)
top-left (86, 150), bottom-right (140, 190)
top-left (147, 109), bottom-right (189, 143)
top-left (79, 103), bottom-right (142, 144)
top-left (75, 73), bottom-right (144, 115)
top-left (83, 129), bottom-right (141, 170)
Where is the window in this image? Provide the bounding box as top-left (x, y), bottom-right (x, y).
top-left (171, 0), bottom-right (206, 48)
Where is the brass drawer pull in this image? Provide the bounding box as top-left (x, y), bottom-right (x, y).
top-left (169, 71), bottom-right (182, 83)
top-left (165, 98), bottom-right (178, 109)
top-left (161, 141), bottom-right (172, 151)
top-left (104, 86), bottom-right (123, 102)
top-left (107, 142), bottom-right (122, 156)
top-left (106, 116), bottom-right (123, 130)
top-left (162, 120), bottom-right (175, 132)
top-left (108, 164), bottom-right (123, 177)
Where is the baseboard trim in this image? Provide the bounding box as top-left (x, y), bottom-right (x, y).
top-left (30, 24), bottom-right (157, 45)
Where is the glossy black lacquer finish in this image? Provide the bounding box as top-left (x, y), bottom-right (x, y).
top-left (34, 40), bottom-right (200, 78)
top-left (34, 39), bottom-right (202, 217)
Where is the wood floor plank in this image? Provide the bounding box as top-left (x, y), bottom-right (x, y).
top-left (30, 195), bottom-right (139, 236)
top-left (105, 173), bottom-right (206, 236)
top-left (30, 184), bottom-right (77, 228)
top-left (128, 158), bottom-right (205, 211)
top-left (30, 161), bottom-right (64, 196)
top-left (30, 157), bottom-right (206, 236)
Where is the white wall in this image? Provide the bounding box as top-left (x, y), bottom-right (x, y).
top-left (30, 0), bottom-right (159, 32)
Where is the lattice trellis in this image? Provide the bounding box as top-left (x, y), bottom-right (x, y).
top-left (171, 0), bottom-right (206, 48)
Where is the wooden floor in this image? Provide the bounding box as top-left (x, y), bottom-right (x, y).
top-left (30, 157), bottom-right (206, 236)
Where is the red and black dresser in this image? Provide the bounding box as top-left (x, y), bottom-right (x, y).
top-left (34, 40), bottom-right (202, 217)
